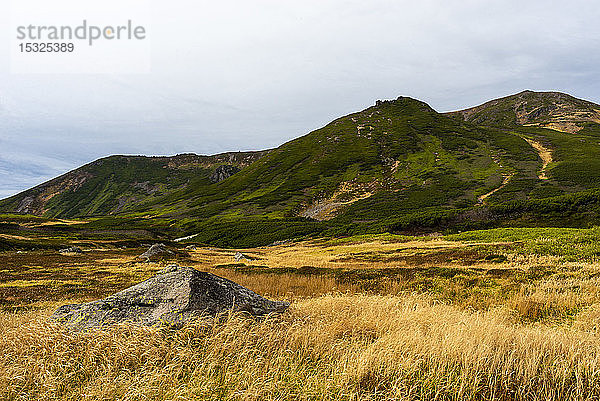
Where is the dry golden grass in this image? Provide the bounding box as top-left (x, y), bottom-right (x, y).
top-left (206, 267), bottom-right (360, 298)
top-left (5, 237), bottom-right (600, 399)
top-left (187, 238), bottom-right (518, 271)
top-left (3, 294), bottom-right (600, 400)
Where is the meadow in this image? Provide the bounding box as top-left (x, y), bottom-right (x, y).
top-left (3, 227), bottom-right (600, 400)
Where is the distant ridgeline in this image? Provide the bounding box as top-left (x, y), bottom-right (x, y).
top-left (3, 90), bottom-right (600, 247)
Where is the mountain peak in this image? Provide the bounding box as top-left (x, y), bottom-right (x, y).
top-left (4, 90), bottom-right (600, 223)
top-left (373, 96), bottom-right (437, 115)
top-left (447, 90), bottom-right (600, 133)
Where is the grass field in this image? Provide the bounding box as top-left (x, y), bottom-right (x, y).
top-left (3, 228), bottom-right (600, 399)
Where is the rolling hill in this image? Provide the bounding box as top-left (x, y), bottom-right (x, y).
top-left (2, 96), bottom-right (542, 219)
top-left (3, 90), bottom-right (600, 246)
top-left (446, 90), bottom-right (600, 197)
top-left (447, 90), bottom-right (600, 134)
top-left (0, 151), bottom-right (269, 217)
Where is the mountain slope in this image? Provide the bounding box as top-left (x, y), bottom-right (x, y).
top-left (445, 91), bottom-right (600, 201)
top-left (447, 90), bottom-right (600, 134)
top-left (0, 151), bottom-right (268, 217)
top-left (11, 97), bottom-right (541, 220)
top-left (3, 91), bottom-right (600, 225)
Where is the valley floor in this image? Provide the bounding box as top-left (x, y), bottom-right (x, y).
top-left (3, 228), bottom-right (600, 400)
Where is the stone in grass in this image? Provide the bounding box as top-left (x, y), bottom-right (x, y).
top-left (59, 246), bottom-right (83, 254)
top-left (52, 264), bottom-right (290, 330)
top-left (234, 251), bottom-right (255, 262)
top-left (137, 243), bottom-right (174, 262)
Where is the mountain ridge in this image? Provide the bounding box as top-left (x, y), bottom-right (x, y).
top-left (1, 150), bottom-right (269, 216)
top-left (446, 90), bottom-right (600, 133)
top-left (2, 90), bottom-right (600, 230)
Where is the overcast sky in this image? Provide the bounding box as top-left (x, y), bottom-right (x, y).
top-left (1, 0), bottom-right (600, 199)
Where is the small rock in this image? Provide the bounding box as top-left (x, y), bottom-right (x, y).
top-left (52, 265), bottom-right (289, 329)
top-left (138, 243), bottom-right (173, 262)
top-left (59, 246), bottom-right (83, 254)
top-left (268, 239), bottom-right (292, 247)
top-left (234, 252), bottom-right (254, 262)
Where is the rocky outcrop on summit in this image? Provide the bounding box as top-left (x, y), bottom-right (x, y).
top-left (210, 164), bottom-right (241, 183)
top-left (52, 265), bottom-right (290, 330)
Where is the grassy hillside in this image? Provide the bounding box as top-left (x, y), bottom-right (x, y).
top-left (5, 229), bottom-right (600, 399)
top-left (0, 96), bottom-right (545, 220)
top-left (444, 91), bottom-right (600, 202)
top-left (80, 97), bottom-right (546, 221)
top-left (0, 151), bottom-right (268, 218)
top-left (3, 91), bottom-right (600, 246)
top-left (447, 90), bottom-right (600, 133)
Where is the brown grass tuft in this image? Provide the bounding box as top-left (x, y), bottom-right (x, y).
top-left (3, 295), bottom-right (600, 400)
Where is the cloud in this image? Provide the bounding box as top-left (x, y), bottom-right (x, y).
top-left (1, 0), bottom-right (599, 197)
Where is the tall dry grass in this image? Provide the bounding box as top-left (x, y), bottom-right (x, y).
top-left (3, 294), bottom-right (600, 400)
top-left (190, 239), bottom-right (501, 271)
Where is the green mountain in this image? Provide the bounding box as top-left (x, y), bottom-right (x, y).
top-left (446, 90), bottom-right (600, 196)
top-left (3, 90), bottom-right (600, 246)
top-left (447, 90), bottom-right (600, 134)
top-left (0, 151), bottom-right (268, 217)
top-left (2, 97), bottom-right (542, 218)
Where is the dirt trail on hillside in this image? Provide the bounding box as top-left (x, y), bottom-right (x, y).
top-left (524, 138), bottom-right (553, 180)
top-left (477, 173), bottom-right (514, 205)
top-left (301, 192), bottom-right (374, 221)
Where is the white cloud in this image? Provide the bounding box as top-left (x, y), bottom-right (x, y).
top-left (1, 0), bottom-right (599, 198)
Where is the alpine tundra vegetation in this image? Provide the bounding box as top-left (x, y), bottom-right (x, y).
top-left (3, 91), bottom-right (600, 400)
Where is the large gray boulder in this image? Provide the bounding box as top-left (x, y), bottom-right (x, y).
top-left (53, 265), bottom-right (290, 330)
